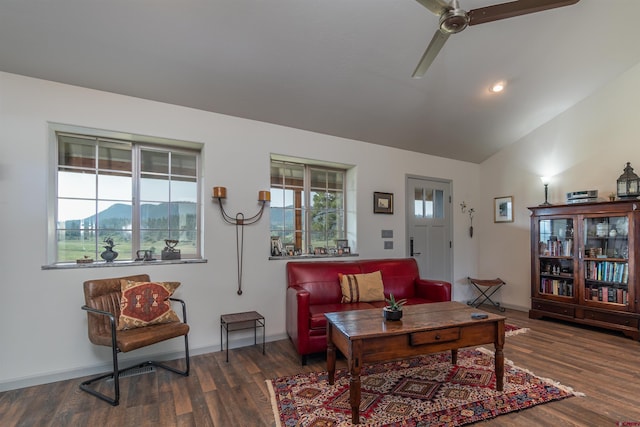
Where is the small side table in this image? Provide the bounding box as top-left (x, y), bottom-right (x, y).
top-left (220, 311), bottom-right (265, 362)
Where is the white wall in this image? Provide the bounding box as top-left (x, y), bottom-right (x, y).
top-left (0, 72), bottom-right (481, 390)
top-left (478, 62), bottom-right (640, 311)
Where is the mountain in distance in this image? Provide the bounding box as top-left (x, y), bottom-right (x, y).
top-left (66, 203), bottom-right (291, 228)
top-left (270, 206), bottom-right (294, 228)
top-left (65, 202), bottom-right (197, 227)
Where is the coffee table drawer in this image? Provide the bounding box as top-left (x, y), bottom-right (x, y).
top-left (410, 327), bottom-right (460, 345)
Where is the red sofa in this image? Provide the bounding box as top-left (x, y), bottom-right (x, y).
top-left (286, 258), bottom-right (452, 364)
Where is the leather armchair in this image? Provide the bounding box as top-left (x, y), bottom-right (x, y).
top-left (80, 274), bottom-right (190, 405)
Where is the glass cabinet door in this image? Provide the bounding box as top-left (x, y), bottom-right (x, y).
top-left (582, 215), bottom-right (630, 305)
top-left (538, 218), bottom-right (575, 298)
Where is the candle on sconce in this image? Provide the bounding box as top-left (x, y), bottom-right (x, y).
top-left (258, 191), bottom-right (271, 202)
top-left (213, 186), bottom-right (227, 199)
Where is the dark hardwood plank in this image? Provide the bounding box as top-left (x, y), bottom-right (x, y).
top-left (3, 307), bottom-right (640, 426)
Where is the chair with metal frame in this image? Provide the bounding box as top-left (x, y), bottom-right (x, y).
top-left (80, 274), bottom-right (190, 406)
top-left (467, 277), bottom-right (506, 312)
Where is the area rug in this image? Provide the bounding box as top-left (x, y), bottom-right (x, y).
top-left (267, 348), bottom-right (580, 427)
top-left (505, 323), bottom-right (530, 337)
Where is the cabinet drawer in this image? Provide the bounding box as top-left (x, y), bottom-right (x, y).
top-left (531, 300), bottom-right (574, 317)
top-left (581, 310), bottom-right (639, 328)
top-left (410, 328), bottom-right (460, 345)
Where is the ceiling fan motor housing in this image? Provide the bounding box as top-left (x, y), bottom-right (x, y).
top-left (412, 0), bottom-right (580, 77)
top-left (439, 8), bottom-right (469, 33)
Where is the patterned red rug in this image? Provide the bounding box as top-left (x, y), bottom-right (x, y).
top-left (505, 323), bottom-right (530, 337)
top-left (267, 348), bottom-right (580, 427)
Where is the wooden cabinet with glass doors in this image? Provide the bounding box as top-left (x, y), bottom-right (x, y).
top-left (529, 200), bottom-right (640, 340)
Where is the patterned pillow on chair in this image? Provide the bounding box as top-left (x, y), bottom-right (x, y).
top-left (117, 280), bottom-right (181, 330)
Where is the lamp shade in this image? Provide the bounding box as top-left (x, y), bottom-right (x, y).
top-left (617, 163), bottom-right (640, 199)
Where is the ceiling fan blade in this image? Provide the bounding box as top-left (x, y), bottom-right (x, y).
top-left (412, 30), bottom-right (450, 78)
top-left (468, 0), bottom-right (579, 26)
top-left (415, 0), bottom-right (451, 16)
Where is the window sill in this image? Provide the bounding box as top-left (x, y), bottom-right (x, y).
top-left (41, 258), bottom-right (208, 270)
top-left (268, 253), bottom-right (359, 261)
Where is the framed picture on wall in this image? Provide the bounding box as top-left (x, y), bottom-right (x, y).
top-left (494, 196), bottom-right (514, 223)
top-left (374, 192), bottom-right (394, 214)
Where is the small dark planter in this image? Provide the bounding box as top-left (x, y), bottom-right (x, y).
top-left (100, 248), bottom-right (118, 263)
top-left (383, 307), bottom-right (403, 321)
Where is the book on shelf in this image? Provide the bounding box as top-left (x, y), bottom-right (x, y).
top-left (546, 239), bottom-right (572, 256)
top-left (585, 260), bottom-right (628, 284)
top-left (540, 278), bottom-right (573, 297)
top-left (590, 285), bottom-right (627, 304)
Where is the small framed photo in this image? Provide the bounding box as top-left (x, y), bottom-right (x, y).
top-left (271, 236), bottom-right (282, 256)
top-left (374, 192), bottom-right (394, 214)
top-left (285, 244), bottom-right (295, 256)
top-left (335, 239), bottom-right (348, 249)
top-left (342, 246), bottom-right (351, 254)
top-left (494, 196), bottom-right (514, 223)
top-left (314, 247), bottom-right (326, 255)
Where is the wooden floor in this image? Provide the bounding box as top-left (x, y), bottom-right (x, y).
top-left (3, 307), bottom-right (640, 426)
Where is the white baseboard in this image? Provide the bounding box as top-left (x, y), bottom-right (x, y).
top-left (0, 332), bottom-right (288, 392)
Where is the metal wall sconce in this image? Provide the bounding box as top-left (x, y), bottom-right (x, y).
top-left (460, 202), bottom-right (475, 238)
top-left (539, 176), bottom-right (552, 206)
top-left (212, 186), bottom-right (270, 295)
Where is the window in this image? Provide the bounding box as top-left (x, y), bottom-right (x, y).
top-left (52, 127), bottom-right (201, 263)
top-left (414, 187), bottom-right (444, 218)
top-left (270, 158), bottom-right (346, 254)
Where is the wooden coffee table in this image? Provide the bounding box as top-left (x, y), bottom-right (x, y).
top-left (325, 301), bottom-right (505, 424)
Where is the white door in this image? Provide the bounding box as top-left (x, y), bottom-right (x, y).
top-left (406, 176), bottom-right (452, 282)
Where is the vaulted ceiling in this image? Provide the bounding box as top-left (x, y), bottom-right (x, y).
top-left (2, 0), bottom-right (639, 163)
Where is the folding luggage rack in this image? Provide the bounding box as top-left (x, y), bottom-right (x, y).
top-left (467, 277), bottom-right (506, 312)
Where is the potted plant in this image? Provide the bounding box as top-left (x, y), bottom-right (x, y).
top-left (383, 293), bottom-right (407, 321)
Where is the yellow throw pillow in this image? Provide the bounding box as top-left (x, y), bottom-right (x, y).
top-left (340, 271), bottom-right (385, 303)
top-left (118, 280), bottom-right (181, 330)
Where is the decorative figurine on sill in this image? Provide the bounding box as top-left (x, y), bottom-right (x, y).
top-left (100, 237), bottom-right (118, 262)
top-left (161, 239), bottom-right (181, 260)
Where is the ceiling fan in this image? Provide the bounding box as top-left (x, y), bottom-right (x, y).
top-left (411, 0), bottom-right (580, 78)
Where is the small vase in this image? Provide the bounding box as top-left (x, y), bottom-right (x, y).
top-left (383, 307), bottom-right (403, 321)
top-left (100, 248), bottom-right (118, 262)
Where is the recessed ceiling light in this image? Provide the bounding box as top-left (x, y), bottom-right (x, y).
top-left (489, 81), bottom-right (506, 93)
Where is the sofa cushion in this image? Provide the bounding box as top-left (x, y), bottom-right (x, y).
top-left (339, 271), bottom-right (386, 303)
top-left (309, 302), bottom-right (376, 331)
top-left (287, 261), bottom-right (361, 305)
top-left (360, 259), bottom-right (420, 300)
top-left (118, 280), bottom-right (181, 330)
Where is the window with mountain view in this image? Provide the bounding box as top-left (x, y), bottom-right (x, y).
top-left (55, 131), bottom-right (201, 263)
top-left (270, 158), bottom-right (346, 254)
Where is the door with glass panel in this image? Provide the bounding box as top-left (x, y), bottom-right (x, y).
top-left (406, 176), bottom-right (452, 282)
